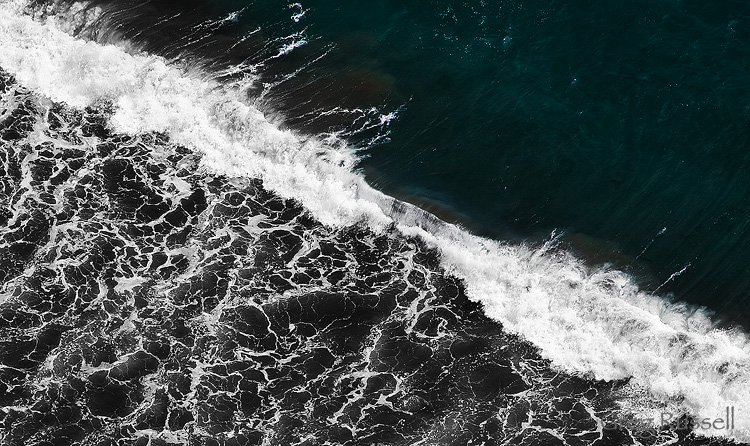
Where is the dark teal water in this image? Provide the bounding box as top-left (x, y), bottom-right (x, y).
top-left (81, 0), bottom-right (750, 324)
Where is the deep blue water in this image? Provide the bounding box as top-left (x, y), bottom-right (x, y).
top-left (40, 0), bottom-right (750, 321)
top-left (246, 0), bottom-right (750, 324)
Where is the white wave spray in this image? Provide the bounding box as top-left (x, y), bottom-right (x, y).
top-left (1, 0), bottom-right (750, 441)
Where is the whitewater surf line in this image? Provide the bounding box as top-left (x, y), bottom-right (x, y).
top-left (1, 0), bottom-right (750, 442)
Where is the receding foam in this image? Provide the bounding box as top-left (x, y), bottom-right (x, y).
top-left (2, 0), bottom-right (750, 441)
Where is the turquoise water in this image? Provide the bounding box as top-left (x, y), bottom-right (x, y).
top-left (84, 0), bottom-right (750, 324)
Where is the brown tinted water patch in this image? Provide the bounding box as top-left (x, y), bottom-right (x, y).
top-left (336, 68), bottom-right (395, 105)
top-left (563, 231), bottom-right (641, 272)
top-left (262, 65), bottom-right (396, 138)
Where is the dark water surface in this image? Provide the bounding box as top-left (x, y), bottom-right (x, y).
top-left (55, 0), bottom-right (750, 324)
top-left (347, 0), bottom-right (750, 322)
top-left (287, 0), bottom-right (750, 322)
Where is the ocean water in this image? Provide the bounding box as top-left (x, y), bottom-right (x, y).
top-left (2, 0), bottom-right (750, 445)
top-left (44, 0), bottom-right (750, 321)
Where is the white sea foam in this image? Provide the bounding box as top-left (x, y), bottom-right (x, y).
top-left (0, 0), bottom-right (389, 228)
top-left (2, 0), bottom-right (750, 441)
top-left (272, 30), bottom-right (308, 58)
top-left (288, 3), bottom-right (309, 23)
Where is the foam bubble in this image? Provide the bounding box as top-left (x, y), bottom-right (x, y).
top-left (2, 0), bottom-right (750, 441)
